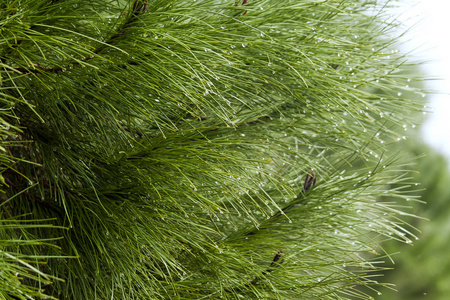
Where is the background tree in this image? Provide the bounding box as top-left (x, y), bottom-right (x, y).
top-left (0, 1), bottom-right (425, 299)
top-left (363, 62), bottom-right (450, 300)
top-left (377, 137), bottom-right (450, 300)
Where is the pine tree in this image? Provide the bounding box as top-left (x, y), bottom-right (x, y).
top-left (377, 133), bottom-right (450, 300)
top-left (0, 1), bottom-right (424, 299)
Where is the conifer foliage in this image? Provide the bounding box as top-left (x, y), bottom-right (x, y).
top-left (1, 0), bottom-right (422, 299)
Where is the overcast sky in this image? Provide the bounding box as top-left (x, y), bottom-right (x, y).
top-left (395, 1), bottom-right (450, 159)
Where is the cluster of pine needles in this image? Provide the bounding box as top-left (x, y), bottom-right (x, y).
top-left (0, 0), bottom-right (424, 299)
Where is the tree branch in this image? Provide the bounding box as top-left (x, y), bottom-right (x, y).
top-left (5, 0), bottom-right (150, 75)
top-left (245, 172), bottom-right (317, 236)
top-left (224, 250), bottom-right (285, 293)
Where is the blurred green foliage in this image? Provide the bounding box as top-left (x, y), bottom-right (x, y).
top-left (378, 135), bottom-right (450, 300)
top-left (372, 65), bottom-right (450, 299)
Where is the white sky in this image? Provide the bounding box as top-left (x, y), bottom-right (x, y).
top-left (395, 0), bottom-right (450, 159)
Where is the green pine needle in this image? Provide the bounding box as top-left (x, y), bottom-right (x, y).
top-left (1, 0), bottom-right (425, 299)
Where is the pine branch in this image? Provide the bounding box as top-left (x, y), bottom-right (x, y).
top-left (2, 167), bottom-right (63, 217)
top-left (252, 250), bottom-right (285, 282)
top-left (0, 1), bottom-right (424, 298)
top-left (237, 0), bottom-right (249, 15)
top-left (4, 1), bottom-right (150, 74)
top-left (245, 172), bottom-right (317, 236)
top-left (132, 0), bottom-right (148, 17)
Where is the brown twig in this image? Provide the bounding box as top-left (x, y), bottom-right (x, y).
top-left (132, 0), bottom-right (148, 16)
top-left (245, 173), bottom-right (317, 236)
top-left (3, 169), bottom-right (63, 216)
top-left (303, 172), bottom-right (317, 192)
top-left (242, 0), bottom-right (248, 15)
top-left (248, 250), bottom-right (285, 286)
top-left (235, 0), bottom-right (248, 15)
top-left (223, 250), bottom-right (285, 293)
top-left (281, 172), bottom-right (317, 213)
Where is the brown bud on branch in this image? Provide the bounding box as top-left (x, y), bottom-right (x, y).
top-left (132, 0), bottom-right (148, 16)
top-left (303, 172), bottom-right (317, 192)
top-left (269, 250), bottom-right (284, 269)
